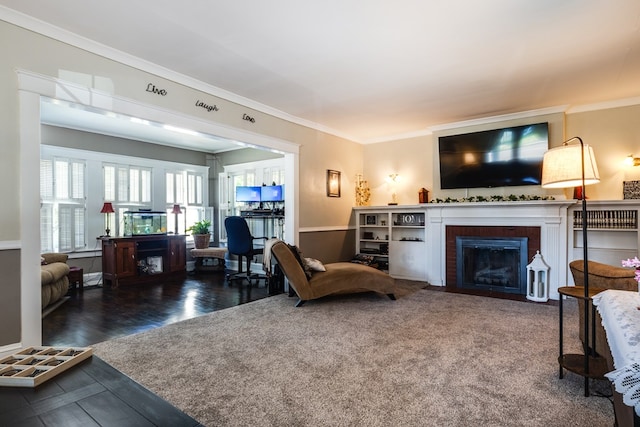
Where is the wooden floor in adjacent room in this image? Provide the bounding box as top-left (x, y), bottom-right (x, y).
top-left (0, 272), bottom-right (271, 426)
top-left (43, 271), bottom-right (271, 347)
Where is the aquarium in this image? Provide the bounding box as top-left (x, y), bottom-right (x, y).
top-left (123, 210), bottom-right (167, 236)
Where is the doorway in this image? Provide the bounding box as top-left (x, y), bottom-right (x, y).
top-left (18, 70), bottom-right (299, 348)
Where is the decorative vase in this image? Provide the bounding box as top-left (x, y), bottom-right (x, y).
top-left (193, 234), bottom-right (210, 249)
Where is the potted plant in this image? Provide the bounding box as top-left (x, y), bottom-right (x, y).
top-left (187, 219), bottom-right (212, 249)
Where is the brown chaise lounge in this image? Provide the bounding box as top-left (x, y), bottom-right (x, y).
top-left (270, 240), bottom-right (396, 307)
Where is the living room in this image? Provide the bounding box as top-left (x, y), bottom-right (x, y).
top-left (2, 0), bottom-right (640, 358)
top-left (2, 2), bottom-right (640, 424)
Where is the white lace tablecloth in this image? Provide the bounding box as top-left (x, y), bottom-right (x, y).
top-left (592, 289), bottom-right (640, 415)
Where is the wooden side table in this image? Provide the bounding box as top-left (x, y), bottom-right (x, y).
top-left (67, 266), bottom-right (84, 293)
top-left (558, 286), bottom-right (607, 397)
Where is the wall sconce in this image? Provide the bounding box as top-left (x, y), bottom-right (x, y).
top-left (386, 174), bottom-right (400, 205)
top-left (171, 204), bottom-right (182, 234)
top-left (625, 154), bottom-right (640, 167)
top-left (100, 202), bottom-right (115, 237)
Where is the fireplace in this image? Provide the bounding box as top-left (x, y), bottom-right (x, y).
top-left (456, 237), bottom-right (528, 294)
top-left (445, 225), bottom-right (541, 296)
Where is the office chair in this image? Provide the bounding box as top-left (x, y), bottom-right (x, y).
top-left (224, 216), bottom-right (267, 286)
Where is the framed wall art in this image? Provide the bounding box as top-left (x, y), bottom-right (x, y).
top-left (327, 169), bottom-right (341, 197)
top-left (623, 180), bottom-right (640, 199)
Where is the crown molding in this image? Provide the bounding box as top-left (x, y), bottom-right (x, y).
top-left (428, 106), bottom-right (569, 133)
top-left (566, 96), bottom-right (640, 114)
top-left (0, 6), bottom-right (359, 143)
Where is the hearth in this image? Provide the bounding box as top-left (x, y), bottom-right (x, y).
top-left (456, 237), bottom-right (528, 295)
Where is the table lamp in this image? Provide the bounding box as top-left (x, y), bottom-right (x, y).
top-left (100, 202), bottom-right (115, 237)
top-left (171, 204), bottom-right (182, 234)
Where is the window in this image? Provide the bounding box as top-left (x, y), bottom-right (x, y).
top-left (41, 145), bottom-right (209, 250)
top-left (40, 157), bottom-right (86, 253)
top-left (103, 163), bottom-right (153, 236)
top-left (104, 164), bottom-right (152, 204)
top-left (187, 172), bottom-right (204, 205)
top-left (166, 170), bottom-right (206, 234)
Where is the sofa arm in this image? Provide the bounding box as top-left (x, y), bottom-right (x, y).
top-left (42, 253), bottom-right (69, 264)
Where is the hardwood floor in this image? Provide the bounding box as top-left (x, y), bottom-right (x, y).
top-left (0, 272), bottom-right (271, 426)
top-left (43, 271), bottom-right (271, 347)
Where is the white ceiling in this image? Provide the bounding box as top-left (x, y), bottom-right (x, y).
top-left (2, 0), bottom-right (640, 145)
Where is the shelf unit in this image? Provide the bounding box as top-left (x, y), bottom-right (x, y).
top-left (568, 201), bottom-right (640, 275)
top-left (356, 211), bottom-right (390, 272)
top-left (355, 208), bottom-right (427, 280)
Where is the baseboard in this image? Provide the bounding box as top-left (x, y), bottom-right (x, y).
top-left (42, 296), bottom-right (70, 318)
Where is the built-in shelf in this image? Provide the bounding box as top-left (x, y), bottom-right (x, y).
top-left (355, 208), bottom-right (427, 280)
top-left (568, 201), bottom-right (640, 279)
top-left (573, 209), bottom-right (638, 229)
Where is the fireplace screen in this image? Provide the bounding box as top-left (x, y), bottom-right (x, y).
top-left (456, 237), bottom-right (528, 294)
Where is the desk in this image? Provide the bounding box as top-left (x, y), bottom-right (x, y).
top-left (558, 286), bottom-right (608, 397)
top-left (241, 213), bottom-right (285, 240)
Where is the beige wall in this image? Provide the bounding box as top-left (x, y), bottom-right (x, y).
top-left (0, 250), bottom-right (20, 344)
top-left (363, 108), bottom-right (640, 204)
top-left (299, 230), bottom-right (356, 263)
top-left (363, 135), bottom-right (433, 207)
top-left (297, 133), bottom-right (363, 228)
top-left (566, 104), bottom-right (640, 200)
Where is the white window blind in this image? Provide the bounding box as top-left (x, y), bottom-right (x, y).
top-left (40, 157), bottom-right (86, 252)
top-left (104, 165), bottom-right (116, 200)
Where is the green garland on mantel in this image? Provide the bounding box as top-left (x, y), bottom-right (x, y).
top-left (429, 194), bottom-right (556, 203)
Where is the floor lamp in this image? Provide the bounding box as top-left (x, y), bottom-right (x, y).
top-left (541, 136), bottom-right (600, 394)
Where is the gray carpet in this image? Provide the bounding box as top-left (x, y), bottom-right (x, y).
top-left (93, 289), bottom-right (613, 426)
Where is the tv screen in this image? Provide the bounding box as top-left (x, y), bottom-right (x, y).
top-left (235, 186), bottom-right (261, 202)
top-left (261, 185), bottom-right (284, 202)
top-left (438, 122), bottom-right (549, 189)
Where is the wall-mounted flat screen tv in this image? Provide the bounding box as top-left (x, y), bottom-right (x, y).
top-left (438, 122), bottom-right (549, 189)
top-left (235, 186), bottom-right (261, 202)
top-left (261, 185), bottom-right (284, 202)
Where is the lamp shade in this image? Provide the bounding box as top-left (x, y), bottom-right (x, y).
top-left (100, 202), bottom-right (115, 214)
top-left (541, 143), bottom-right (600, 189)
top-left (171, 204), bottom-right (182, 214)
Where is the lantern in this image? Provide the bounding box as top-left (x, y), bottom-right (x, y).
top-left (526, 250), bottom-right (550, 302)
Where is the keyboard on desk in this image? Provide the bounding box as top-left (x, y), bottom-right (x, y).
top-left (241, 209), bottom-right (274, 217)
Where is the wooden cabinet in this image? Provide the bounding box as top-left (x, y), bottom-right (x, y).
top-left (101, 235), bottom-right (186, 287)
top-left (168, 236), bottom-right (187, 272)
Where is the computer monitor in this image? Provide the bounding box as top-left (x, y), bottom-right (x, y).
top-left (260, 185), bottom-right (284, 202)
top-left (235, 186), bottom-right (261, 202)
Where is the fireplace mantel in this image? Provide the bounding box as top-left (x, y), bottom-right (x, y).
top-left (356, 200), bottom-right (640, 300)
top-left (357, 201), bottom-right (575, 300)
top-left (426, 200), bottom-right (574, 300)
